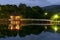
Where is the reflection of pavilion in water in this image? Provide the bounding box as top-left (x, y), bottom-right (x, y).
top-left (8, 15), bottom-right (21, 30)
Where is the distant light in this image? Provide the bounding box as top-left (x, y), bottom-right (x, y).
top-left (53, 14), bottom-right (58, 19)
top-left (51, 14), bottom-right (59, 20)
top-left (10, 16), bottom-right (15, 21)
top-left (15, 16), bottom-right (20, 20)
top-left (45, 26), bottom-right (47, 29)
top-left (44, 13), bottom-right (48, 16)
top-left (54, 26), bottom-right (58, 32)
top-left (10, 16), bottom-right (14, 19)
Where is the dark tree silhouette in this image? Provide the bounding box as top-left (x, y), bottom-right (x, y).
top-left (0, 4), bottom-right (49, 38)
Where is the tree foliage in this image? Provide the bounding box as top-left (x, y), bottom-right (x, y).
top-left (0, 4), bottom-right (46, 38)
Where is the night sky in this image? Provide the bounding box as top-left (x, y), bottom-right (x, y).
top-left (0, 0), bottom-right (60, 7)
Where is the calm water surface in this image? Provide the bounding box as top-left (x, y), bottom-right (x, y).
top-left (0, 25), bottom-right (60, 40)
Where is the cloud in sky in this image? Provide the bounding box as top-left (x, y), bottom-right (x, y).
top-left (47, 0), bottom-right (60, 3)
top-left (0, 0), bottom-right (60, 7)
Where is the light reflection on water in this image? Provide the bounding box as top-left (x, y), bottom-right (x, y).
top-left (8, 24), bottom-right (20, 30)
top-left (0, 23), bottom-right (59, 40)
top-left (0, 18), bottom-right (60, 40)
top-left (0, 24), bottom-right (60, 40)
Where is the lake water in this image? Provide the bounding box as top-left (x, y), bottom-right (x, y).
top-left (0, 31), bottom-right (60, 40)
top-left (0, 25), bottom-right (60, 40)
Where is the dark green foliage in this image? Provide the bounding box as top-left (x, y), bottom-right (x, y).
top-left (0, 4), bottom-right (45, 38)
top-left (0, 4), bottom-right (44, 19)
